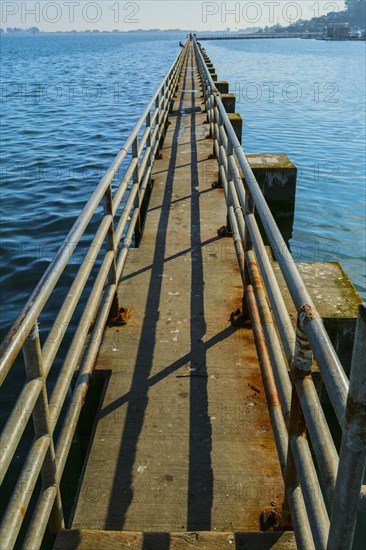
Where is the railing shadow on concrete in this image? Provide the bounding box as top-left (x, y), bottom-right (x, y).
top-left (0, 42), bottom-right (189, 550)
top-left (194, 38), bottom-right (365, 550)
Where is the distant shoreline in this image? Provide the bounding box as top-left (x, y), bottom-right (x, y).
top-left (1, 29), bottom-right (192, 35)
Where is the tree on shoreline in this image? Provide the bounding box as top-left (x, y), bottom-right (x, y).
top-left (344, 0), bottom-right (366, 26)
top-left (264, 0), bottom-right (366, 34)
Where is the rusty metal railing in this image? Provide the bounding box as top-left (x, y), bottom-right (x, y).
top-left (0, 41), bottom-right (188, 550)
top-left (194, 38), bottom-right (365, 550)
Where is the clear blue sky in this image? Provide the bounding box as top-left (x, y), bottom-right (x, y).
top-left (1, 1), bottom-right (346, 31)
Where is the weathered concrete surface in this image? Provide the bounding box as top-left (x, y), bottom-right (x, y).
top-left (54, 529), bottom-right (297, 549)
top-left (70, 44), bottom-right (283, 534)
top-left (272, 261), bottom-right (362, 374)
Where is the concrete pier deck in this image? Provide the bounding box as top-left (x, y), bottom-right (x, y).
top-left (69, 43), bottom-right (284, 538)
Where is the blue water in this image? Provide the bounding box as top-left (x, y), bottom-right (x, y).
top-left (0, 32), bottom-right (183, 334)
top-left (206, 38), bottom-right (366, 298)
top-left (0, 34), bottom-right (365, 339)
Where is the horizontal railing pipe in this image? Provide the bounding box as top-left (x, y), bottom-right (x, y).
top-left (246, 285), bottom-right (288, 471)
top-left (23, 485), bottom-right (58, 550)
top-left (0, 378), bottom-right (43, 485)
top-left (290, 435), bottom-right (330, 548)
top-left (47, 252), bottom-right (115, 428)
top-left (41, 215), bottom-right (113, 375)
top-left (245, 285), bottom-right (315, 550)
top-left (295, 376), bottom-right (339, 505)
top-left (245, 247), bottom-right (292, 419)
top-left (243, 210), bottom-right (295, 364)
top-left (0, 435), bottom-right (50, 549)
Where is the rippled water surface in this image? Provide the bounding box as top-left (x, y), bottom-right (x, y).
top-left (207, 38), bottom-right (366, 298)
top-left (1, 34), bottom-right (365, 337)
top-left (0, 32), bottom-right (183, 333)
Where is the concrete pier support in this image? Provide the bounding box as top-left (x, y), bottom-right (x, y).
top-left (246, 154), bottom-right (297, 218)
top-left (205, 70), bottom-right (217, 82)
top-left (221, 93), bottom-right (236, 113)
top-left (227, 113), bottom-right (243, 144)
top-left (245, 154), bottom-right (297, 244)
top-left (215, 81), bottom-right (229, 94)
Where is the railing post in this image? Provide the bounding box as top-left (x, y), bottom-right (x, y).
top-left (146, 112), bottom-right (152, 167)
top-left (162, 82), bottom-right (170, 132)
top-left (224, 126), bottom-right (233, 233)
top-left (104, 183), bottom-right (119, 321)
top-left (242, 182), bottom-right (254, 320)
top-left (154, 96), bottom-right (161, 159)
top-left (327, 303), bottom-right (366, 550)
top-left (167, 71), bottom-right (174, 113)
top-left (209, 91), bottom-right (215, 139)
top-left (212, 97), bottom-right (219, 159)
top-left (157, 91), bottom-right (166, 156)
top-left (203, 83), bottom-right (209, 123)
top-left (22, 324), bottom-right (64, 538)
top-left (132, 137), bottom-right (142, 246)
top-left (138, 112), bottom-right (153, 227)
top-left (204, 83), bottom-right (210, 124)
top-left (205, 84), bottom-right (214, 138)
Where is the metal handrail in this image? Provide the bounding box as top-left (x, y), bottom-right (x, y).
top-left (0, 41), bottom-right (188, 549)
top-left (194, 38), bottom-right (365, 550)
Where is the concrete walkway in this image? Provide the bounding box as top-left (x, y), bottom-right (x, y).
top-left (71, 43), bottom-right (283, 534)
